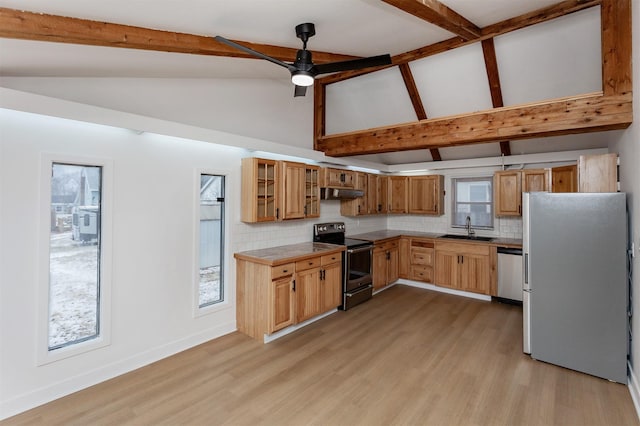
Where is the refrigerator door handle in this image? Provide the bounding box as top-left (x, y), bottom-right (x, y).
top-left (524, 253), bottom-right (529, 286)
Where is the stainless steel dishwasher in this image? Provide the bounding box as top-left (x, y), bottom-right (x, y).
top-left (497, 247), bottom-right (523, 303)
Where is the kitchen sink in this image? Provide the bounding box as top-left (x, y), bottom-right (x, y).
top-left (439, 234), bottom-right (494, 242)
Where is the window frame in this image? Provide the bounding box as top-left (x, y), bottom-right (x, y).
top-left (37, 154), bottom-right (113, 365)
top-left (193, 169), bottom-right (230, 317)
top-left (450, 176), bottom-right (494, 230)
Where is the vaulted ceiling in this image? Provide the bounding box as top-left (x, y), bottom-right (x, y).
top-left (0, 0), bottom-right (632, 166)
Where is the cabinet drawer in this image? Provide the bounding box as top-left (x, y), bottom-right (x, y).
top-left (411, 240), bottom-right (434, 249)
top-left (411, 247), bottom-right (434, 266)
top-left (410, 265), bottom-right (433, 283)
top-left (296, 257), bottom-right (321, 271)
top-left (375, 239), bottom-right (399, 252)
top-left (321, 252), bottom-right (342, 265)
top-left (272, 263), bottom-right (295, 279)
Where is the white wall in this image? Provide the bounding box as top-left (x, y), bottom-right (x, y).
top-left (608, 0), bottom-right (640, 410)
top-left (0, 106), bottom-right (389, 419)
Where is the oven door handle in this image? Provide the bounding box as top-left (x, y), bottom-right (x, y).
top-left (347, 246), bottom-right (373, 254)
top-left (345, 284), bottom-right (373, 298)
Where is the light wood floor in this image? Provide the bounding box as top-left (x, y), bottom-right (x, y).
top-left (4, 285), bottom-right (639, 425)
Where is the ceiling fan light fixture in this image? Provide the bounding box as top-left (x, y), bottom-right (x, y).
top-left (291, 71), bottom-right (314, 87)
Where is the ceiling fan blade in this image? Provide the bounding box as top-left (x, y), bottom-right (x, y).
top-left (294, 85), bottom-right (307, 97)
top-left (312, 54), bottom-right (392, 75)
top-left (214, 36), bottom-right (296, 71)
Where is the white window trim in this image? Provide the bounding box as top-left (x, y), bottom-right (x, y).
top-left (37, 154), bottom-right (113, 365)
top-left (446, 172), bottom-right (500, 238)
top-left (192, 168), bottom-right (232, 318)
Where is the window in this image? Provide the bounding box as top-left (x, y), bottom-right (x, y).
top-left (198, 174), bottom-right (225, 308)
top-left (48, 163), bottom-right (102, 350)
top-left (451, 177), bottom-right (493, 229)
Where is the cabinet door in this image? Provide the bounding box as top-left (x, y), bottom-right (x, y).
top-left (578, 153), bottom-right (618, 193)
top-left (241, 157), bottom-right (278, 223)
top-left (270, 276), bottom-right (295, 333)
top-left (281, 161), bottom-right (306, 220)
top-left (296, 267), bottom-right (322, 322)
top-left (388, 176), bottom-right (408, 214)
top-left (377, 176), bottom-right (389, 214)
top-left (434, 251), bottom-right (458, 288)
top-left (398, 238), bottom-right (410, 278)
top-left (409, 175), bottom-right (443, 215)
top-left (522, 169), bottom-right (548, 192)
top-left (551, 165), bottom-right (577, 193)
top-left (367, 174), bottom-right (378, 214)
top-left (388, 247), bottom-right (399, 283)
top-left (459, 254), bottom-right (491, 295)
top-left (373, 249), bottom-right (388, 290)
top-left (321, 262), bottom-right (342, 312)
top-left (305, 166), bottom-right (320, 218)
top-left (494, 171), bottom-right (522, 216)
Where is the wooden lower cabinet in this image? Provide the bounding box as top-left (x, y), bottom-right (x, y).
top-left (398, 237), bottom-right (410, 278)
top-left (235, 250), bottom-right (343, 342)
top-left (409, 239), bottom-right (435, 283)
top-left (434, 241), bottom-right (496, 295)
top-left (373, 239), bottom-right (399, 290)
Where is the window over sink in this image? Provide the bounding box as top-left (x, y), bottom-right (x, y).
top-left (451, 177), bottom-right (493, 230)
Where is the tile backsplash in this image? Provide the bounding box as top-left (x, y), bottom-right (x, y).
top-left (232, 200), bottom-right (522, 255)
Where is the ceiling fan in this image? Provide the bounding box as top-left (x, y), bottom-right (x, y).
top-left (215, 23), bottom-right (392, 97)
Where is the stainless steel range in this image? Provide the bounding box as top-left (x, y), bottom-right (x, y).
top-left (313, 222), bottom-right (373, 310)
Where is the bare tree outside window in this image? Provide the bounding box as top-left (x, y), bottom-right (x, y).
top-left (199, 174), bottom-right (225, 307)
top-left (49, 163), bottom-right (102, 350)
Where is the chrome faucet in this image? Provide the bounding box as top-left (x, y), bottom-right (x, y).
top-left (466, 215), bottom-right (475, 237)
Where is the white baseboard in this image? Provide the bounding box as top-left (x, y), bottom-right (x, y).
top-left (264, 309), bottom-right (337, 343)
top-left (628, 362), bottom-right (640, 421)
top-left (0, 321), bottom-right (236, 421)
top-left (397, 279), bottom-right (492, 302)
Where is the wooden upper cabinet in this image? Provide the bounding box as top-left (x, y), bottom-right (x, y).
top-left (376, 175), bottom-right (389, 214)
top-left (321, 168), bottom-right (354, 188)
top-left (578, 153), bottom-right (618, 193)
top-left (366, 173), bottom-right (378, 214)
top-left (280, 161), bottom-right (307, 220)
top-left (494, 170), bottom-right (522, 216)
top-left (305, 165), bottom-right (320, 218)
top-left (522, 169), bottom-right (549, 192)
top-left (388, 176), bottom-right (408, 214)
top-left (408, 175), bottom-right (444, 215)
top-left (551, 165), bottom-right (578, 193)
top-left (340, 172), bottom-right (368, 217)
top-left (241, 157), bottom-right (279, 223)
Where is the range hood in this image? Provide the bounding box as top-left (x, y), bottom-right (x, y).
top-left (320, 187), bottom-right (364, 200)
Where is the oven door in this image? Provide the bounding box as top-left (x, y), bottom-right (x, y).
top-left (345, 245), bottom-right (373, 292)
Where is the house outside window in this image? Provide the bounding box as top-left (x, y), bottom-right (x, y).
top-left (49, 163), bottom-right (102, 350)
top-left (198, 174), bottom-right (225, 308)
top-left (451, 177), bottom-right (493, 229)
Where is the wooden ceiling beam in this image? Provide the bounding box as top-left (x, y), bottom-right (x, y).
top-left (381, 0), bottom-right (481, 40)
top-left (398, 63), bottom-right (442, 161)
top-left (318, 0), bottom-right (601, 85)
top-left (0, 7), bottom-right (359, 64)
top-left (481, 38), bottom-right (511, 157)
top-left (315, 93), bottom-right (632, 156)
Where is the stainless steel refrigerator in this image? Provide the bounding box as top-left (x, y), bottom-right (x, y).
top-left (522, 192), bottom-right (628, 383)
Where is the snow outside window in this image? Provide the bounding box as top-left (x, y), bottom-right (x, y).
top-left (451, 177), bottom-right (493, 230)
top-left (49, 163), bottom-right (102, 350)
top-left (198, 174), bottom-right (225, 308)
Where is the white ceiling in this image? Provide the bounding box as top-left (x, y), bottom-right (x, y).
top-left (0, 0), bottom-right (613, 165)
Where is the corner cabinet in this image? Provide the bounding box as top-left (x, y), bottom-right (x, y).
top-left (388, 176), bottom-right (408, 214)
top-left (242, 157), bottom-right (279, 222)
